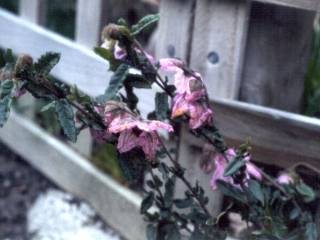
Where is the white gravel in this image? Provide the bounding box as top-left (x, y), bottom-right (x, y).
top-left (27, 189), bottom-right (120, 240)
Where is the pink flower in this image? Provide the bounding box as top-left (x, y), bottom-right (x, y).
top-left (171, 93), bottom-right (213, 129)
top-left (210, 149), bottom-right (235, 190)
top-left (159, 58), bottom-right (213, 129)
top-left (210, 148), bottom-right (262, 190)
top-left (105, 103), bottom-right (173, 160)
top-left (113, 42), bottom-right (155, 64)
top-left (114, 43), bottom-right (127, 60)
top-left (276, 173), bottom-right (294, 185)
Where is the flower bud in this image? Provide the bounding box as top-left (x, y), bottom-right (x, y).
top-left (14, 54), bottom-right (33, 79)
top-left (101, 24), bottom-right (131, 42)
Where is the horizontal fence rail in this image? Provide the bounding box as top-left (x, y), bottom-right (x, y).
top-left (253, 0), bottom-right (319, 11)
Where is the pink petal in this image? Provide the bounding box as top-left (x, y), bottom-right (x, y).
top-left (159, 58), bottom-right (184, 72)
top-left (276, 173), bottom-right (294, 185)
top-left (139, 131), bottom-right (159, 160)
top-left (246, 162), bottom-right (262, 181)
top-left (117, 130), bottom-right (140, 153)
top-left (114, 43), bottom-right (127, 60)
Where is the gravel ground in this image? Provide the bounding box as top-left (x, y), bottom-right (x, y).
top-left (0, 141), bottom-right (122, 240)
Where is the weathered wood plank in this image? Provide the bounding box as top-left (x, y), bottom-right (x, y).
top-left (190, 0), bottom-right (250, 99)
top-left (253, 0), bottom-right (319, 11)
top-left (0, 112), bottom-right (145, 240)
top-left (184, 0), bottom-right (251, 214)
top-left (155, 0), bottom-right (195, 60)
top-left (240, 3), bottom-right (315, 112)
top-left (19, 0), bottom-right (46, 25)
top-left (75, 0), bottom-right (107, 47)
top-left (214, 98), bottom-right (320, 168)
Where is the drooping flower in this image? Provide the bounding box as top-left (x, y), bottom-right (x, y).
top-left (210, 148), bottom-right (262, 190)
top-left (109, 114), bottom-right (173, 160)
top-left (159, 58), bottom-right (213, 129)
top-left (276, 172), bottom-right (294, 185)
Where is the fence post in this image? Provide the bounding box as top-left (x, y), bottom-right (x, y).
top-left (184, 0), bottom-right (251, 215)
top-left (19, 0), bottom-right (46, 25)
top-left (75, 0), bottom-right (108, 48)
top-left (239, 3), bottom-right (316, 112)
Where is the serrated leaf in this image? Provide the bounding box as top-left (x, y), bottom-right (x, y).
top-left (164, 177), bottom-right (175, 208)
top-left (0, 79), bottom-right (14, 127)
top-left (146, 224), bottom-right (158, 240)
top-left (216, 180), bottom-right (246, 203)
top-left (296, 182), bottom-right (316, 203)
top-left (34, 52), bottom-right (60, 76)
top-left (173, 198), bottom-right (193, 209)
top-left (40, 101), bottom-right (56, 112)
top-left (141, 192), bottom-right (154, 214)
top-left (155, 92), bottom-right (169, 120)
top-left (305, 222), bottom-right (318, 240)
top-left (94, 47), bottom-right (119, 71)
top-left (247, 179), bottom-right (264, 205)
top-left (97, 64), bottom-right (129, 102)
top-left (166, 224), bottom-right (181, 240)
top-left (223, 156), bottom-right (245, 177)
top-left (131, 14), bottom-right (160, 36)
top-left (55, 99), bottom-right (77, 142)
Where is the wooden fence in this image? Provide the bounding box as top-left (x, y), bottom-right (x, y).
top-left (0, 0), bottom-right (320, 239)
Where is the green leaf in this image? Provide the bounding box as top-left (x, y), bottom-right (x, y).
top-left (305, 222), bottom-right (318, 240)
top-left (164, 177), bottom-right (175, 208)
top-left (40, 101), bottom-right (56, 112)
top-left (296, 182), bottom-right (316, 203)
top-left (4, 49), bottom-right (14, 64)
top-left (34, 52), bottom-right (60, 76)
top-left (146, 224), bottom-right (158, 240)
top-left (97, 64), bottom-right (129, 102)
top-left (141, 192), bottom-right (154, 214)
top-left (55, 99), bottom-right (77, 142)
top-left (166, 224), bottom-right (181, 240)
top-left (247, 179), bottom-right (264, 205)
top-left (131, 14), bottom-right (160, 36)
top-left (173, 198), bottom-right (193, 209)
top-left (0, 79), bottom-right (14, 127)
top-left (216, 180), bottom-right (246, 203)
top-left (126, 74), bottom-right (151, 89)
top-left (155, 92), bottom-right (169, 120)
top-left (223, 156), bottom-right (245, 177)
top-left (94, 47), bottom-right (119, 71)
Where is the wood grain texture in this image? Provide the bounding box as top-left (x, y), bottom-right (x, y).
top-left (213, 98), bottom-right (320, 168)
top-left (19, 0), bottom-right (46, 25)
top-left (240, 3), bottom-right (315, 112)
top-left (0, 112), bottom-right (145, 240)
top-left (75, 0), bottom-right (107, 47)
top-left (253, 0), bottom-right (320, 11)
top-left (155, 0), bottom-right (195, 60)
top-left (182, 98), bottom-right (320, 169)
top-left (190, 0), bottom-right (251, 99)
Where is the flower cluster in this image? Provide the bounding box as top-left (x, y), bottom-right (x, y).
top-left (159, 58), bottom-right (213, 129)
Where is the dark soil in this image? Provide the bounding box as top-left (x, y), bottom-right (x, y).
top-left (0, 141), bottom-right (56, 240)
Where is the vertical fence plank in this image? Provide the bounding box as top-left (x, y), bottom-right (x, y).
top-left (183, 0), bottom-right (251, 214)
top-left (239, 3), bottom-right (315, 112)
top-left (75, 0), bottom-right (107, 47)
top-left (190, 0), bottom-right (250, 99)
top-left (155, 0), bottom-right (195, 60)
top-left (19, 0), bottom-right (46, 25)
